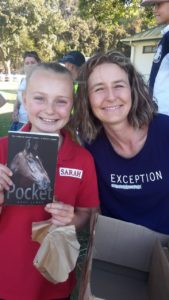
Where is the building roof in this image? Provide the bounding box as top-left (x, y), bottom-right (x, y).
top-left (121, 25), bottom-right (164, 44)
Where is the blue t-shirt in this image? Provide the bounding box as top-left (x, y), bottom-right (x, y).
top-left (86, 114), bottom-right (169, 234)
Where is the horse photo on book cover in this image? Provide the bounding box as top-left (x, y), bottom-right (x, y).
top-left (5, 131), bottom-right (59, 205)
top-left (10, 138), bottom-right (51, 190)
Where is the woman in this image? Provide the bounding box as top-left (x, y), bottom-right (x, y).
top-left (74, 50), bottom-right (169, 234)
top-left (10, 51), bottom-right (41, 130)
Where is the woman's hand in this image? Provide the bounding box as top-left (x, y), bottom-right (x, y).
top-left (12, 110), bottom-right (19, 122)
top-left (12, 98), bottom-right (20, 122)
top-left (44, 201), bottom-right (74, 226)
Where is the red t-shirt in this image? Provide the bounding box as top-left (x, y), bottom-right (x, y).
top-left (0, 125), bottom-right (99, 300)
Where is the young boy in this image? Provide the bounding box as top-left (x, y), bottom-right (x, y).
top-left (142, 0), bottom-right (169, 115)
top-left (0, 62), bottom-right (99, 300)
top-left (59, 50), bottom-right (85, 81)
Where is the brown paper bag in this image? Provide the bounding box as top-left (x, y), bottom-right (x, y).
top-left (32, 221), bottom-right (80, 284)
top-left (149, 239), bottom-right (169, 300)
top-left (32, 220), bottom-right (52, 243)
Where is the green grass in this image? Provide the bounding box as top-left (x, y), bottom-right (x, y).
top-left (0, 89), bottom-right (17, 101)
top-left (0, 86), bottom-right (17, 137)
top-left (0, 112), bottom-right (12, 137)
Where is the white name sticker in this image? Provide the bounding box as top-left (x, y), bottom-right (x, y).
top-left (59, 168), bottom-right (83, 179)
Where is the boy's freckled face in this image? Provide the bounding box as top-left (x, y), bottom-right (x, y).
top-left (24, 69), bottom-right (73, 134)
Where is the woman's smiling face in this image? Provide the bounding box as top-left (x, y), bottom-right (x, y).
top-left (88, 63), bottom-right (132, 129)
top-left (23, 68), bottom-right (73, 134)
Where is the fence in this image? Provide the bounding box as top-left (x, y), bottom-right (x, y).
top-left (0, 74), bottom-right (25, 82)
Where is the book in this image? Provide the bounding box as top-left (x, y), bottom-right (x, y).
top-left (5, 131), bottom-right (59, 205)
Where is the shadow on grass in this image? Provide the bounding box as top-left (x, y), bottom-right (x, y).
top-left (0, 88), bottom-right (17, 102)
top-left (0, 89), bottom-right (17, 95)
top-left (6, 100), bottom-right (15, 104)
top-left (0, 112), bottom-right (12, 137)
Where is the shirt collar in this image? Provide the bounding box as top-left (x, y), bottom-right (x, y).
top-left (21, 123), bottom-right (31, 131)
top-left (161, 25), bottom-right (169, 36)
top-left (58, 129), bottom-right (77, 162)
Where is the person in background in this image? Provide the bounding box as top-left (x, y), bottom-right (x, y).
top-left (0, 62), bottom-right (99, 300)
top-left (0, 93), bottom-right (6, 108)
top-left (10, 51), bottom-right (41, 130)
top-left (142, 0), bottom-right (169, 115)
top-left (74, 50), bottom-right (169, 235)
top-left (59, 50), bottom-right (85, 93)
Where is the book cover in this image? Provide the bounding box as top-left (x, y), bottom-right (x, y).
top-left (5, 131), bottom-right (59, 205)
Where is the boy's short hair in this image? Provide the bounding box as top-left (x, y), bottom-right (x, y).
top-left (59, 51), bottom-right (85, 67)
top-left (141, 0), bottom-right (169, 6)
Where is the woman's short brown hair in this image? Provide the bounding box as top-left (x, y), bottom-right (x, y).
top-left (74, 51), bottom-right (157, 143)
top-left (23, 51), bottom-right (41, 63)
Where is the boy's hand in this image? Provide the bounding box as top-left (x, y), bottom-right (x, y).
top-left (44, 201), bottom-right (74, 226)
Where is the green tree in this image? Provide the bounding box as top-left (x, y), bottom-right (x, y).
top-left (79, 0), bottom-right (156, 55)
top-left (0, 0), bottom-right (157, 72)
top-left (0, 0), bottom-right (67, 72)
top-left (0, 0), bottom-right (26, 72)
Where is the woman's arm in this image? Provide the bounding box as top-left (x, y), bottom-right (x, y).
top-left (44, 202), bottom-right (99, 231)
top-left (12, 97), bottom-right (20, 122)
top-left (72, 206), bottom-right (99, 231)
